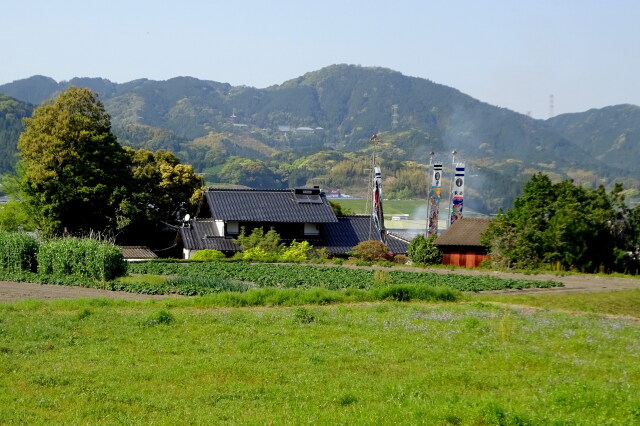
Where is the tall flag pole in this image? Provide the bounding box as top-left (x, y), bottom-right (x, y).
top-left (373, 166), bottom-right (386, 242)
top-left (450, 161), bottom-right (465, 225)
top-left (427, 162), bottom-right (443, 236)
top-left (425, 152), bottom-right (434, 236)
top-left (369, 133), bottom-right (386, 243)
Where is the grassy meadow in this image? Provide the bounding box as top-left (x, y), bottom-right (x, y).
top-left (0, 292), bottom-right (639, 424)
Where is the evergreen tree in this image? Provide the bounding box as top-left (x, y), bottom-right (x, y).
top-left (17, 87), bottom-right (131, 236)
top-left (483, 173), bottom-right (638, 273)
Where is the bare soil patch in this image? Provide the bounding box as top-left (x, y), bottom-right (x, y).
top-left (0, 281), bottom-right (174, 302)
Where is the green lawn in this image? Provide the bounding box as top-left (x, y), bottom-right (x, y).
top-left (473, 288), bottom-right (640, 318)
top-left (0, 296), bottom-right (638, 424)
top-left (332, 198), bottom-right (427, 216)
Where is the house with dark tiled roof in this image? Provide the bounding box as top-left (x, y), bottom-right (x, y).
top-left (176, 187), bottom-right (409, 259)
top-left (434, 217), bottom-right (492, 267)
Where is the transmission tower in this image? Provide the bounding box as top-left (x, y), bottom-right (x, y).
top-left (391, 104), bottom-right (399, 130)
top-left (549, 94), bottom-right (554, 119)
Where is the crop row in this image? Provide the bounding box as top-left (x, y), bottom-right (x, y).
top-left (128, 262), bottom-right (562, 292)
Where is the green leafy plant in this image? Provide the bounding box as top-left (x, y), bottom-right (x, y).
top-left (279, 240), bottom-right (312, 262)
top-left (0, 230), bottom-right (39, 273)
top-left (190, 249), bottom-right (226, 261)
top-left (235, 227), bottom-right (284, 254)
top-left (37, 237), bottom-right (127, 281)
top-left (407, 234), bottom-right (442, 265)
top-left (352, 240), bottom-right (391, 261)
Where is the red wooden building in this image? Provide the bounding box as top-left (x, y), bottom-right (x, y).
top-left (435, 218), bottom-right (492, 267)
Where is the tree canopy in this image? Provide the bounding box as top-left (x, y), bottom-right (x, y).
top-left (120, 147), bottom-right (204, 231)
top-left (14, 87), bottom-right (204, 241)
top-left (17, 87), bottom-right (131, 236)
top-left (482, 173), bottom-right (640, 273)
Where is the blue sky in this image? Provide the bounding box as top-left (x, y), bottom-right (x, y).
top-left (3, 0), bottom-right (638, 118)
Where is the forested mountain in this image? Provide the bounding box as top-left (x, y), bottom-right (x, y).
top-left (0, 95), bottom-right (33, 173)
top-left (547, 104), bottom-right (640, 173)
top-left (1, 65), bottom-right (639, 213)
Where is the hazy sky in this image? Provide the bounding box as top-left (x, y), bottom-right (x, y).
top-left (3, 0), bottom-right (638, 119)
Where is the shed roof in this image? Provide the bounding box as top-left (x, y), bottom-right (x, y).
top-left (201, 189), bottom-right (338, 223)
top-left (120, 246), bottom-right (158, 259)
top-left (177, 220), bottom-right (241, 252)
top-left (435, 218), bottom-right (492, 247)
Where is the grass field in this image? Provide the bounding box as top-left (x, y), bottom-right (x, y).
top-left (1, 293), bottom-right (638, 424)
top-left (333, 198), bottom-right (427, 216)
top-left (473, 288), bottom-right (640, 318)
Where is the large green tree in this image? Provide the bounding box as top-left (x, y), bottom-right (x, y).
top-left (15, 87), bottom-right (204, 242)
top-left (482, 173), bottom-right (638, 273)
top-left (17, 87), bottom-right (131, 236)
top-left (121, 147), bottom-right (204, 226)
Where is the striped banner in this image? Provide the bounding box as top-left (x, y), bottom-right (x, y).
top-left (372, 167), bottom-right (385, 234)
top-left (450, 162), bottom-right (465, 224)
top-left (427, 163), bottom-right (443, 235)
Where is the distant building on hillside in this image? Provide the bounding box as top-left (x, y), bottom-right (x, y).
top-left (294, 127), bottom-right (315, 135)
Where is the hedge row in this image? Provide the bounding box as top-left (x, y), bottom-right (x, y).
top-left (0, 231), bottom-right (38, 274)
top-left (0, 231), bottom-right (126, 281)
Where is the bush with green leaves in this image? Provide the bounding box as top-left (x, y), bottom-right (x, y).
top-left (408, 234), bottom-right (442, 265)
top-left (237, 246), bottom-right (279, 262)
top-left (352, 240), bottom-right (391, 261)
top-left (37, 237), bottom-right (127, 281)
top-left (0, 230), bottom-right (39, 273)
top-left (235, 227), bottom-right (283, 253)
top-left (280, 240), bottom-right (313, 262)
top-left (190, 249), bottom-right (226, 261)
top-left (392, 254), bottom-right (408, 264)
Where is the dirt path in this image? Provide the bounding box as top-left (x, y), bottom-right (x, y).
top-left (1, 267), bottom-right (639, 302)
top-left (453, 270), bottom-right (640, 295)
top-left (0, 281), bottom-right (174, 302)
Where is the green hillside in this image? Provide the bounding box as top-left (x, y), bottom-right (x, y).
top-left (0, 95), bottom-right (33, 173)
top-left (1, 65), bottom-right (639, 212)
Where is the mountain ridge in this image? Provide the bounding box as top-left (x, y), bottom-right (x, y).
top-left (1, 65), bottom-right (638, 212)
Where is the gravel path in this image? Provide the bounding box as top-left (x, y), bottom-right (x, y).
top-left (1, 268), bottom-right (639, 302)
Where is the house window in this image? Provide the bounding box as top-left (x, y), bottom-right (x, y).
top-left (304, 223), bottom-right (320, 236)
top-left (227, 221), bottom-right (239, 235)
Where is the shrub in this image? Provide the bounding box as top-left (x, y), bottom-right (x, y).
top-left (352, 240), bottom-right (391, 261)
top-left (38, 237), bottom-right (127, 281)
top-left (407, 234), bottom-right (442, 265)
top-left (280, 240), bottom-right (313, 262)
top-left (0, 230), bottom-right (39, 273)
top-left (145, 310), bottom-right (175, 326)
top-left (292, 307), bottom-right (316, 323)
top-left (235, 227), bottom-right (283, 253)
top-left (190, 249), bottom-right (226, 261)
top-left (393, 254), bottom-right (408, 264)
top-left (241, 246), bottom-right (278, 262)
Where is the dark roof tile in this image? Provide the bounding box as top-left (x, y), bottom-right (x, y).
top-left (202, 189), bottom-right (338, 223)
top-left (320, 215), bottom-right (409, 255)
top-left (178, 220), bottom-right (241, 252)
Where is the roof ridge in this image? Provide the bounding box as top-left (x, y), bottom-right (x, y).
top-left (206, 188), bottom-right (293, 193)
